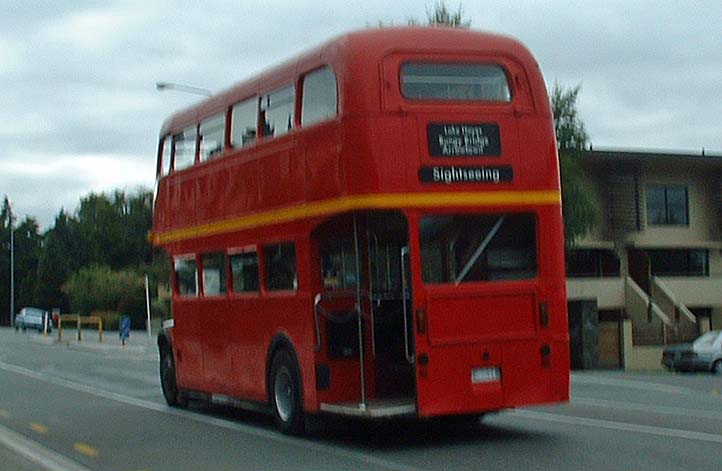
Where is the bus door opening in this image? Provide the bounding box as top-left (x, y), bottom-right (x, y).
top-left (314, 211), bottom-right (415, 407)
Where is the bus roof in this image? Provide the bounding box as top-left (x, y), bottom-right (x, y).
top-left (159, 27), bottom-right (539, 136)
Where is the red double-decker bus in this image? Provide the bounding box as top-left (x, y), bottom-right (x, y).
top-left (152, 27), bottom-right (569, 434)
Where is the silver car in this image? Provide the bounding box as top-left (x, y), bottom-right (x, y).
top-left (14, 307), bottom-right (52, 333)
top-left (662, 330), bottom-right (722, 374)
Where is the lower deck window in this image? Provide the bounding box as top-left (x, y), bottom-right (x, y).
top-left (264, 242), bottom-right (297, 291)
top-left (201, 252), bottom-right (226, 296)
top-left (420, 213), bottom-right (537, 284)
top-left (174, 258), bottom-right (198, 296)
top-left (230, 251), bottom-right (259, 293)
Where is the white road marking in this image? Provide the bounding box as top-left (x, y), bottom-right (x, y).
top-left (509, 409), bottom-right (722, 444)
top-left (0, 361), bottom-right (422, 471)
top-left (572, 397), bottom-right (722, 421)
top-left (0, 423), bottom-right (93, 471)
top-left (571, 375), bottom-right (698, 396)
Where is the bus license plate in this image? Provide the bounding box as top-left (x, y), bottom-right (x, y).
top-left (471, 367), bottom-right (500, 384)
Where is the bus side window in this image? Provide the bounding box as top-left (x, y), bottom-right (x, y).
top-left (199, 113), bottom-right (226, 162)
top-left (174, 257), bottom-right (198, 297)
top-left (260, 85), bottom-right (295, 138)
top-left (173, 125), bottom-right (198, 171)
top-left (159, 135), bottom-right (172, 176)
top-left (201, 252), bottom-right (227, 296)
top-left (230, 97), bottom-right (258, 148)
top-left (264, 242), bottom-right (297, 291)
top-left (301, 66), bottom-right (337, 127)
top-left (229, 250), bottom-right (259, 293)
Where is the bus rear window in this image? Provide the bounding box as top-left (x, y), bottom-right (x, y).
top-left (420, 213), bottom-right (536, 284)
top-left (401, 63), bottom-right (511, 102)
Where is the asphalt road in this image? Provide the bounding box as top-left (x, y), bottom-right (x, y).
top-left (0, 327), bottom-right (720, 471)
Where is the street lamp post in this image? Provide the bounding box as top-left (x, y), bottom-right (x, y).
top-left (8, 203), bottom-right (15, 328)
top-left (155, 82), bottom-right (212, 97)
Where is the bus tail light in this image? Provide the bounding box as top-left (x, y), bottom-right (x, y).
top-left (540, 344), bottom-right (551, 368)
top-left (416, 308), bottom-right (427, 335)
top-left (539, 301), bottom-right (549, 328)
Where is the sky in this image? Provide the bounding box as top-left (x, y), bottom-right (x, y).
top-left (1, 0), bottom-right (720, 229)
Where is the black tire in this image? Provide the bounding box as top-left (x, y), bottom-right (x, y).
top-left (712, 360), bottom-right (722, 375)
top-left (160, 345), bottom-right (186, 407)
top-left (270, 349), bottom-right (304, 435)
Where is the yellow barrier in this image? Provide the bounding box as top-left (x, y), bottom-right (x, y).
top-left (58, 314), bottom-right (103, 343)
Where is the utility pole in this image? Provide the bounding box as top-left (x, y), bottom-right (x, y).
top-left (8, 202), bottom-right (15, 328)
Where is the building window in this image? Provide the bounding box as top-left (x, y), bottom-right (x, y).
top-left (566, 249), bottom-right (621, 277)
top-left (301, 66), bottom-right (337, 126)
top-left (201, 252), bottom-right (226, 296)
top-left (647, 249), bottom-right (708, 277)
top-left (420, 213), bottom-right (536, 284)
top-left (400, 63), bottom-right (511, 102)
top-left (230, 250), bottom-right (259, 293)
top-left (264, 242), bottom-right (297, 291)
top-left (230, 97), bottom-right (258, 147)
top-left (199, 113), bottom-right (225, 162)
top-left (174, 257), bottom-right (198, 297)
top-left (261, 85), bottom-right (295, 138)
top-left (646, 185), bottom-right (688, 225)
top-left (173, 125), bottom-right (197, 171)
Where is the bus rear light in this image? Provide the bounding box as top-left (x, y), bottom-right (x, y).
top-left (539, 301), bottom-right (549, 328)
top-left (416, 308), bottom-right (427, 335)
top-left (540, 344), bottom-right (551, 368)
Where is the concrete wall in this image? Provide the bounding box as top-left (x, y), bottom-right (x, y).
top-left (621, 320), bottom-right (665, 371)
top-left (566, 278), bottom-right (625, 309)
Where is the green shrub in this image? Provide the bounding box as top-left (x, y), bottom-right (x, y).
top-left (63, 265), bottom-right (148, 328)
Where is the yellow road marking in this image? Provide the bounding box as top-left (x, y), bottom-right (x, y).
top-left (29, 422), bottom-right (48, 434)
top-left (0, 409), bottom-right (9, 418)
top-left (74, 442), bottom-right (99, 457)
top-left (151, 190), bottom-right (562, 244)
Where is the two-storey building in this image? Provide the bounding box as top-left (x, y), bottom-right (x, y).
top-left (566, 148), bottom-right (722, 370)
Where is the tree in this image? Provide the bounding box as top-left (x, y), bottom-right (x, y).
top-left (551, 83), bottom-right (598, 248)
top-left (34, 210), bottom-right (81, 312)
top-left (421, 1), bottom-right (471, 27)
top-left (13, 217), bottom-right (42, 310)
top-left (0, 197), bottom-right (11, 324)
top-left (377, 1), bottom-right (471, 28)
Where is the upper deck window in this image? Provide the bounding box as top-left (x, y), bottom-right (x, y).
top-left (199, 113), bottom-right (226, 162)
top-left (230, 97), bottom-right (258, 148)
top-left (401, 63), bottom-right (511, 102)
top-left (261, 85), bottom-right (295, 138)
top-left (301, 66), bottom-right (337, 126)
top-left (160, 135), bottom-right (172, 176)
top-left (173, 125), bottom-right (197, 171)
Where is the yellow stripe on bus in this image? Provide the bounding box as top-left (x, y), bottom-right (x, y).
top-left (151, 190), bottom-right (561, 245)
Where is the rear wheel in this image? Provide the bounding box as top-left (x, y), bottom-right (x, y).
top-left (160, 345), bottom-right (186, 407)
top-left (712, 360), bottom-right (722, 375)
top-left (270, 349), bottom-right (304, 434)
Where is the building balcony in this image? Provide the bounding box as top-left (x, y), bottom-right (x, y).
top-left (566, 277), bottom-right (625, 309)
top-left (655, 276), bottom-right (722, 307)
